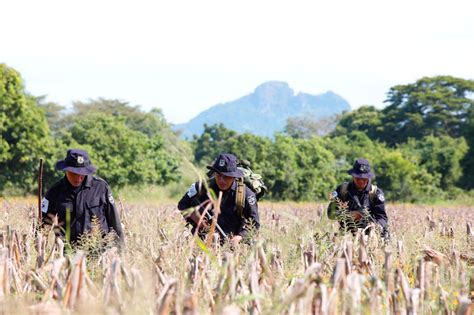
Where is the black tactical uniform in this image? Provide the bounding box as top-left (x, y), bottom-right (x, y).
top-left (328, 159), bottom-right (389, 237)
top-left (42, 175), bottom-right (124, 244)
top-left (42, 149), bottom-right (124, 245)
top-left (177, 153), bottom-right (260, 241)
top-left (178, 179), bottom-right (260, 238)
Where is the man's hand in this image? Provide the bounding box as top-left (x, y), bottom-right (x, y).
top-left (189, 211), bottom-right (209, 230)
top-left (231, 235), bottom-right (243, 246)
top-left (350, 211), bottom-right (363, 222)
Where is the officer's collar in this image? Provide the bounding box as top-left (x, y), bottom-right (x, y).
top-left (83, 175), bottom-right (93, 188)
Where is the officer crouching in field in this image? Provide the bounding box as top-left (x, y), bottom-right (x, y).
top-left (327, 159), bottom-right (389, 238)
top-left (178, 153), bottom-right (260, 246)
top-left (42, 149), bottom-right (124, 246)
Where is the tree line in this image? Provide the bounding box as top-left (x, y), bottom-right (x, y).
top-left (1, 63), bottom-right (473, 201)
top-left (0, 63), bottom-right (186, 194)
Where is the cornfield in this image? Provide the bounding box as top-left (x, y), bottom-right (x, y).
top-left (0, 198), bottom-right (473, 314)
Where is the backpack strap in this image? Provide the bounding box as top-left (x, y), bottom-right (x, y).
top-left (235, 178), bottom-right (246, 218)
top-left (369, 184), bottom-right (377, 204)
top-left (340, 182), bottom-right (349, 200)
top-left (341, 182), bottom-right (378, 207)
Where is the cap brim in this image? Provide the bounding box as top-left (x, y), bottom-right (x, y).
top-left (348, 170), bottom-right (373, 179)
top-left (207, 166), bottom-right (244, 178)
top-left (56, 160), bottom-right (97, 175)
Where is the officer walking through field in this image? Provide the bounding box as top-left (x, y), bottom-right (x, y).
top-left (178, 153), bottom-right (260, 246)
top-left (327, 158), bottom-right (389, 238)
top-left (42, 149), bottom-right (124, 246)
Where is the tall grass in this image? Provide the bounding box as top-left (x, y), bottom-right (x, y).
top-left (0, 197), bottom-right (472, 314)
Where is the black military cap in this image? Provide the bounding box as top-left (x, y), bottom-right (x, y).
top-left (347, 158), bottom-right (374, 179)
top-left (55, 149), bottom-right (97, 175)
top-left (206, 153), bottom-right (244, 178)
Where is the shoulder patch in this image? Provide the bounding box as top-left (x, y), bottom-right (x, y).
top-left (377, 191), bottom-right (385, 202)
top-left (41, 198), bottom-right (49, 213)
top-left (108, 193), bottom-right (115, 204)
top-left (331, 190), bottom-right (338, 199)
top-left (247, 195), bottom-right (256, 206)
top-left (187, 183), bottom-right (197, 198)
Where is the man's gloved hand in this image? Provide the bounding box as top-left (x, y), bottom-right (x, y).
top-left (189, 211), bottom-right (210, 231)
top-left (350, 210), bottom-right (363, 222)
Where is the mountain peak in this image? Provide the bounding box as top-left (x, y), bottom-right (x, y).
top-left (252, 81), bottom-right (294, 109)
top-left (175, 82), bottom-right (351, 138)
top-left (254, 81), bottom-right (293, 95)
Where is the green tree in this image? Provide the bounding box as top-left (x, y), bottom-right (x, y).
top-left (460, 108), bottom-right (474, 188)
top-left (0, 64), bottom-right (53, 193)
top-left (333, 106), bottom-right (384, 139)
top-left (325, 132), bottom-right (387, 184)
top-left (374, 150), bottom-right (441, 202)
top-left (37, 97), bottom-right (66, 136)
top-left (381, 76), bottom-right (474, 145)
top-left (400, 135), bottom-right (468, 190)
top-left (193, 123), bottom-right (238, 164)
top-left (71, 98), bottom-right (173, 138)
top-left (264, 135), bottom-right (336, 200)
top-left (60, 113), bottom-right (179, 188)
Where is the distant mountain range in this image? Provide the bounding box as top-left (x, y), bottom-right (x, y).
top-left (174, 81), bottom-right (351, 138)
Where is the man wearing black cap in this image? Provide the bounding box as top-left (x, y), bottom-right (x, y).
top-left (178, 153), bottom-right (260, 246)
top-left (327, 158), bottom-right (388, 238)
top-left (41, 149), bottom-right (124, 246)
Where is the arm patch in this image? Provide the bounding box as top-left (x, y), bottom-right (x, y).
top-left (247, 195), bottom-right (256, 206)
top-left (41, 198), bottom-right (49, 213)
top-left (377, 192), bottom-right (385, 202)
top-left (187, 183), bottom-right (197, 198)
top-left (108, 193), bottom-right (115, 204)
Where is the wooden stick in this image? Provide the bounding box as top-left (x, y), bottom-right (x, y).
top-left (38, 158), bottom-right (43, 222)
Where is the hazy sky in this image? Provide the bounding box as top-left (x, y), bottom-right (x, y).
top-left (2, 0), bottom-right (473, 124)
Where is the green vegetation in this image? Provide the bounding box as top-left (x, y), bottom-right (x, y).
top-left (0, 64), bottom-right (52, 193)
top-left (1, 64), bottom-right (473, 203)
top-left (0, 64), bottom-right (473, 313)
top-left (193, 76), bottom-right (474, 202)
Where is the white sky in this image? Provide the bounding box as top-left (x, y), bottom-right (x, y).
top-left (1, 0), bottom-right (473, 123)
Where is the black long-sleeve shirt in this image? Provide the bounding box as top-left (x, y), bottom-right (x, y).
top-left (177, 180), bottom-right (260, 238)
top-left (41, 175), bottom-right (124, 245)
top-left (328, 181), bottom-right (388, 229)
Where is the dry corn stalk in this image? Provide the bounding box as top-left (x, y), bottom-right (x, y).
top-left (63, 251), bottom-right (87, 309)
top-left (156, 278), bottom-right (178, 315)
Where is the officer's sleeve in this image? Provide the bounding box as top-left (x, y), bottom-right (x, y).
top-left (177, 182), bottom-right (200, 211)
top-left (238, 190), bottom-right (260, 238)
top-left (41, 189), bottom-right (57, 226)
top-left (370, 188), bottom-right (388, 228)
top-left (327, 185), bottom-right (342, 220)
top-left (104, 185), bottom-right (124, 244)
top-left (178, 182), bottom-right (209, 227)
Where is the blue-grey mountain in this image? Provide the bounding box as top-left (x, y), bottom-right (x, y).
top-left (175, 81), bottom-right (351, 138)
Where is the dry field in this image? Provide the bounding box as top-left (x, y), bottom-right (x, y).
top-left (0, 197), bottom-right (473, 314)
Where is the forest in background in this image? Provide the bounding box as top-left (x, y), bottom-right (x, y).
top-left (1, 63), bottom-right (473, 202)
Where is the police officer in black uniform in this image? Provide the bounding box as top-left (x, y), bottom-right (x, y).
top-left (327, 159), bottom-right (389, 237)
top-left (178, 153), bottom-right (260, 246)
top-left (42, 149), bottom-right (124, 246)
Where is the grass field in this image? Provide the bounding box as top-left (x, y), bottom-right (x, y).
top-left (0, 197), bottom-right (473, 314)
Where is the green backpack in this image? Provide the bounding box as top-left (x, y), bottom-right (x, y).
top-left (207, 159), bottom-right (267, 217)
top-left (235, 159), bottom-right (267, 217)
